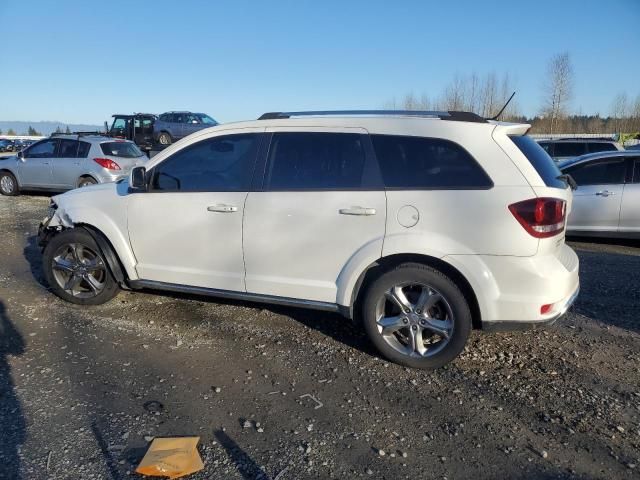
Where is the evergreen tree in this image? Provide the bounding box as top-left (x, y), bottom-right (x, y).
top-left (53, 126), bottom-right (62, 134)
top-left (65, 125), bottom-right (71, 134)
top-left (7, 128), bottom-right (16, 136)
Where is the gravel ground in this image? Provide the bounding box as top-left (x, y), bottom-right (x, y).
top-left (0, 194), bottom-right (639, 480)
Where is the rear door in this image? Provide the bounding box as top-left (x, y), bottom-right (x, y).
top-left (563, 157), bottom-right (626, 231)
top-left (243, 129), bottom-right (386, 303)
top-left (619, 157), bottom-right (640, 235)
top-left (18, 138), bottom-right (58, 187)
top-left (52, 139), bottom-right (81, 188)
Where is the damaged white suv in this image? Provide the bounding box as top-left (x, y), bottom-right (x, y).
top-left (38, 111), bottom-right (579, 369)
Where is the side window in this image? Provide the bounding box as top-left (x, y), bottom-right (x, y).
top-left (24, 139), bottom-right (58, 158)
top-left (554, 142), bottom-right (586, 157)
top-left (112, 118), bottom-right (126, 130)
top-left (372, 135), bottom-right (492, 189)
top-left (77, 141), bottom-right (91, 158)
top-left (58, 139), bottom-right (79, 158)
top-left (564, 159), bottom-right (626, 186)
top-left (265, 132), bottom-right (367, 190)
top-left (633, 159), bottom-right (640, 184)
top-left (587, 143), bottom-right (617, 153)
top-left (150, 134), bottom-right (259, 192)
top-left (174, 114), bottom-right (184, 124)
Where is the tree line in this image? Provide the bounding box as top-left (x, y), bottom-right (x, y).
top-left (0, 125), bottom-right (71, 136)
top-left (386, 52), bottom-right (640, 136)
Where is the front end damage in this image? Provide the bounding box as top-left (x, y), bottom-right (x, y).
top-left (37, 200), bottom-right (72, 249)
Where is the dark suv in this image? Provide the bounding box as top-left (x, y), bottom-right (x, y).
top-left (537, 138), bottom-right (623, 162)
top-left (153, 111), bottom-right (218, 145)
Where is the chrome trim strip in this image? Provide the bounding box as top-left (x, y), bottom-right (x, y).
top-left (128, 279), bottom-right (341, 313)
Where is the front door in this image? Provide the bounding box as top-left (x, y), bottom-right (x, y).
top-left (619, 158), bottom-right (640, 235)
top-left (243, 129), bottom-right (386, 303)
top-left (127, 130), bottom-right (263, 291)
top-left (18, 138), bottom-right (58, 187)
top-left (565, 157), bottom-right (626, 231)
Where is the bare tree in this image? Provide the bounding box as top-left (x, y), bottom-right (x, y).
top-left (540, 52), bottom-right (573, 134)
top-left (610, 92), bottom-right (629, 133)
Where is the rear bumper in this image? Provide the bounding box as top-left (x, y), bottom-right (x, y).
top-left (482, 283), bottom-right (579, 332)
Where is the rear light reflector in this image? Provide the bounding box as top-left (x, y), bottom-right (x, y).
top-left (508, 198), bottom-right (566, 238)
top-left (540, 303), bottom-right (553, 315)
top-left (93, 158), bottom-right (121, 170)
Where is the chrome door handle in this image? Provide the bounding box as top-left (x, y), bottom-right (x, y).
top-left (595, 190), bottom-right (615, 197)
top-left (339, 206), bottom-right (376, 216)
top-left (207, 204), bottom-right (238, 213)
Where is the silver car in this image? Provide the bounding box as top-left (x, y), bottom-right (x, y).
top-left (560, 151), bottom-right (640, 238)
top-left (0, 134), bottom-right (147, 196)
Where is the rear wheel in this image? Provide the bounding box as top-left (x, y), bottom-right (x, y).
top-left (0, 171), bottom-right (19, 196)
top-left (42, 228), bottom-right (119, 305)
top-left (158, 132), bottom-right (172, 145)
top-left (361, 263), bottom-right (472, 369)
top-left (78, 177), bottom-right (97, 188)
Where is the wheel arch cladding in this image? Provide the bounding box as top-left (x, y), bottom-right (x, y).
top-left (79, 224), bottom-right (127, 285)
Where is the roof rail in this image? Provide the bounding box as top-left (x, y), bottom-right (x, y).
top-left (51, 131), bottom-right (106, 137)
top-left (257, 110), bottom-right (487, 123)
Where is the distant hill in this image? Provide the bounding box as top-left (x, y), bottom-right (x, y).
top-left (0, 120), bottom-right (102, 136)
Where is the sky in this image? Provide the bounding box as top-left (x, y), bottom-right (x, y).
top-left (0, 0), bottom-right (638, 124)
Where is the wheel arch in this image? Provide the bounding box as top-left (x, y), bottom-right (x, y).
top-left (77, 174), bottom-right (99, 187)
top-left (78, 224), bottom-right (128, 286)
top-left (345, 253), bottom-right (483, 330)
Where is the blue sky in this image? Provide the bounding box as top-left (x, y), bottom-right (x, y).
top-left (1, 0), bottom-right (638, 124)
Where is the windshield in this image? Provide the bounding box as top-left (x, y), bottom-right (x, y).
top-left (197, 114), bottom-right (217, 125)
top-left (509, 135), bottom-right (566, 189)
top-left (100, 141), bottom-right (144, 158)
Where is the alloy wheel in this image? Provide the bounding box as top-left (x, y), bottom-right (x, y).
top-left (374, 282), bottom-right (454, 358)
top-left (0, 175), bottom-right (15, 194)
top-left (50, 243), bottom-right (107, 299)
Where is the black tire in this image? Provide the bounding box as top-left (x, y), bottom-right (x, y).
top-left (361, 263), bottom-right (472, 369)
top-left (78, 177), bottom-right (97, 188)
top-left (158, 132), bottom-right (172, 145)
top-left (42, 228), bottom-right (119, 305)
top-left (0, 170), bottom-right (19, 196)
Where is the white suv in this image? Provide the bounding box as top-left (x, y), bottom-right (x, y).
top-left (37, 111), bottom-right (579, 369)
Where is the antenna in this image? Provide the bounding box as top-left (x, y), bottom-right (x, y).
top-left (489, 91), bottom-right (516, 121)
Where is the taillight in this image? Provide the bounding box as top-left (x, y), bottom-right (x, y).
top-left (93, 158), bottom-right (121, 170)
top-left (508, 198), bottom-right (566, 238)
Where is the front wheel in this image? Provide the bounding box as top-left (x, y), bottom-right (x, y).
top-left (0, 171), bottom-right (19, 196)
top-left (361, 263), bottom-right (472, 369)
top-left (42, 228), bottom-right (119, 305)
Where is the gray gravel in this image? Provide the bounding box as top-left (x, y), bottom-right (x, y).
top-left (1, 194), bottom-right (639, 479)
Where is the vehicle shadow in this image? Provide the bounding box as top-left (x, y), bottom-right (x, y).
top-left (571, 248), bottom-right (640, 333)
top-left (214, 430), bottom-right (271, 480)
top-left (23, 235), bottom-right (47, 290)
top-left (0, 301), bottom-right (27, 480)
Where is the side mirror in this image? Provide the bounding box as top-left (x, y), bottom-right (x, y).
top-left (130, 166), bottom-right (147, 190)
top-left (17, 150), bottom-right (25, 160)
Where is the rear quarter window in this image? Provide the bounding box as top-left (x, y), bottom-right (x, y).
top-left (509, 136), bottom-right (566, 189)
top-left (587, 142), bottom-right (617, 153)
top-left (371, 135), bottom-right (492, 189)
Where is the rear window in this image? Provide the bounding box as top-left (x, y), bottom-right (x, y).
top-left (587, 142), bottom-right (617, 153)
top-left (100, 141), bottom-right (143, 158)
top-left (509, 136), bottom-right (566, 189)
